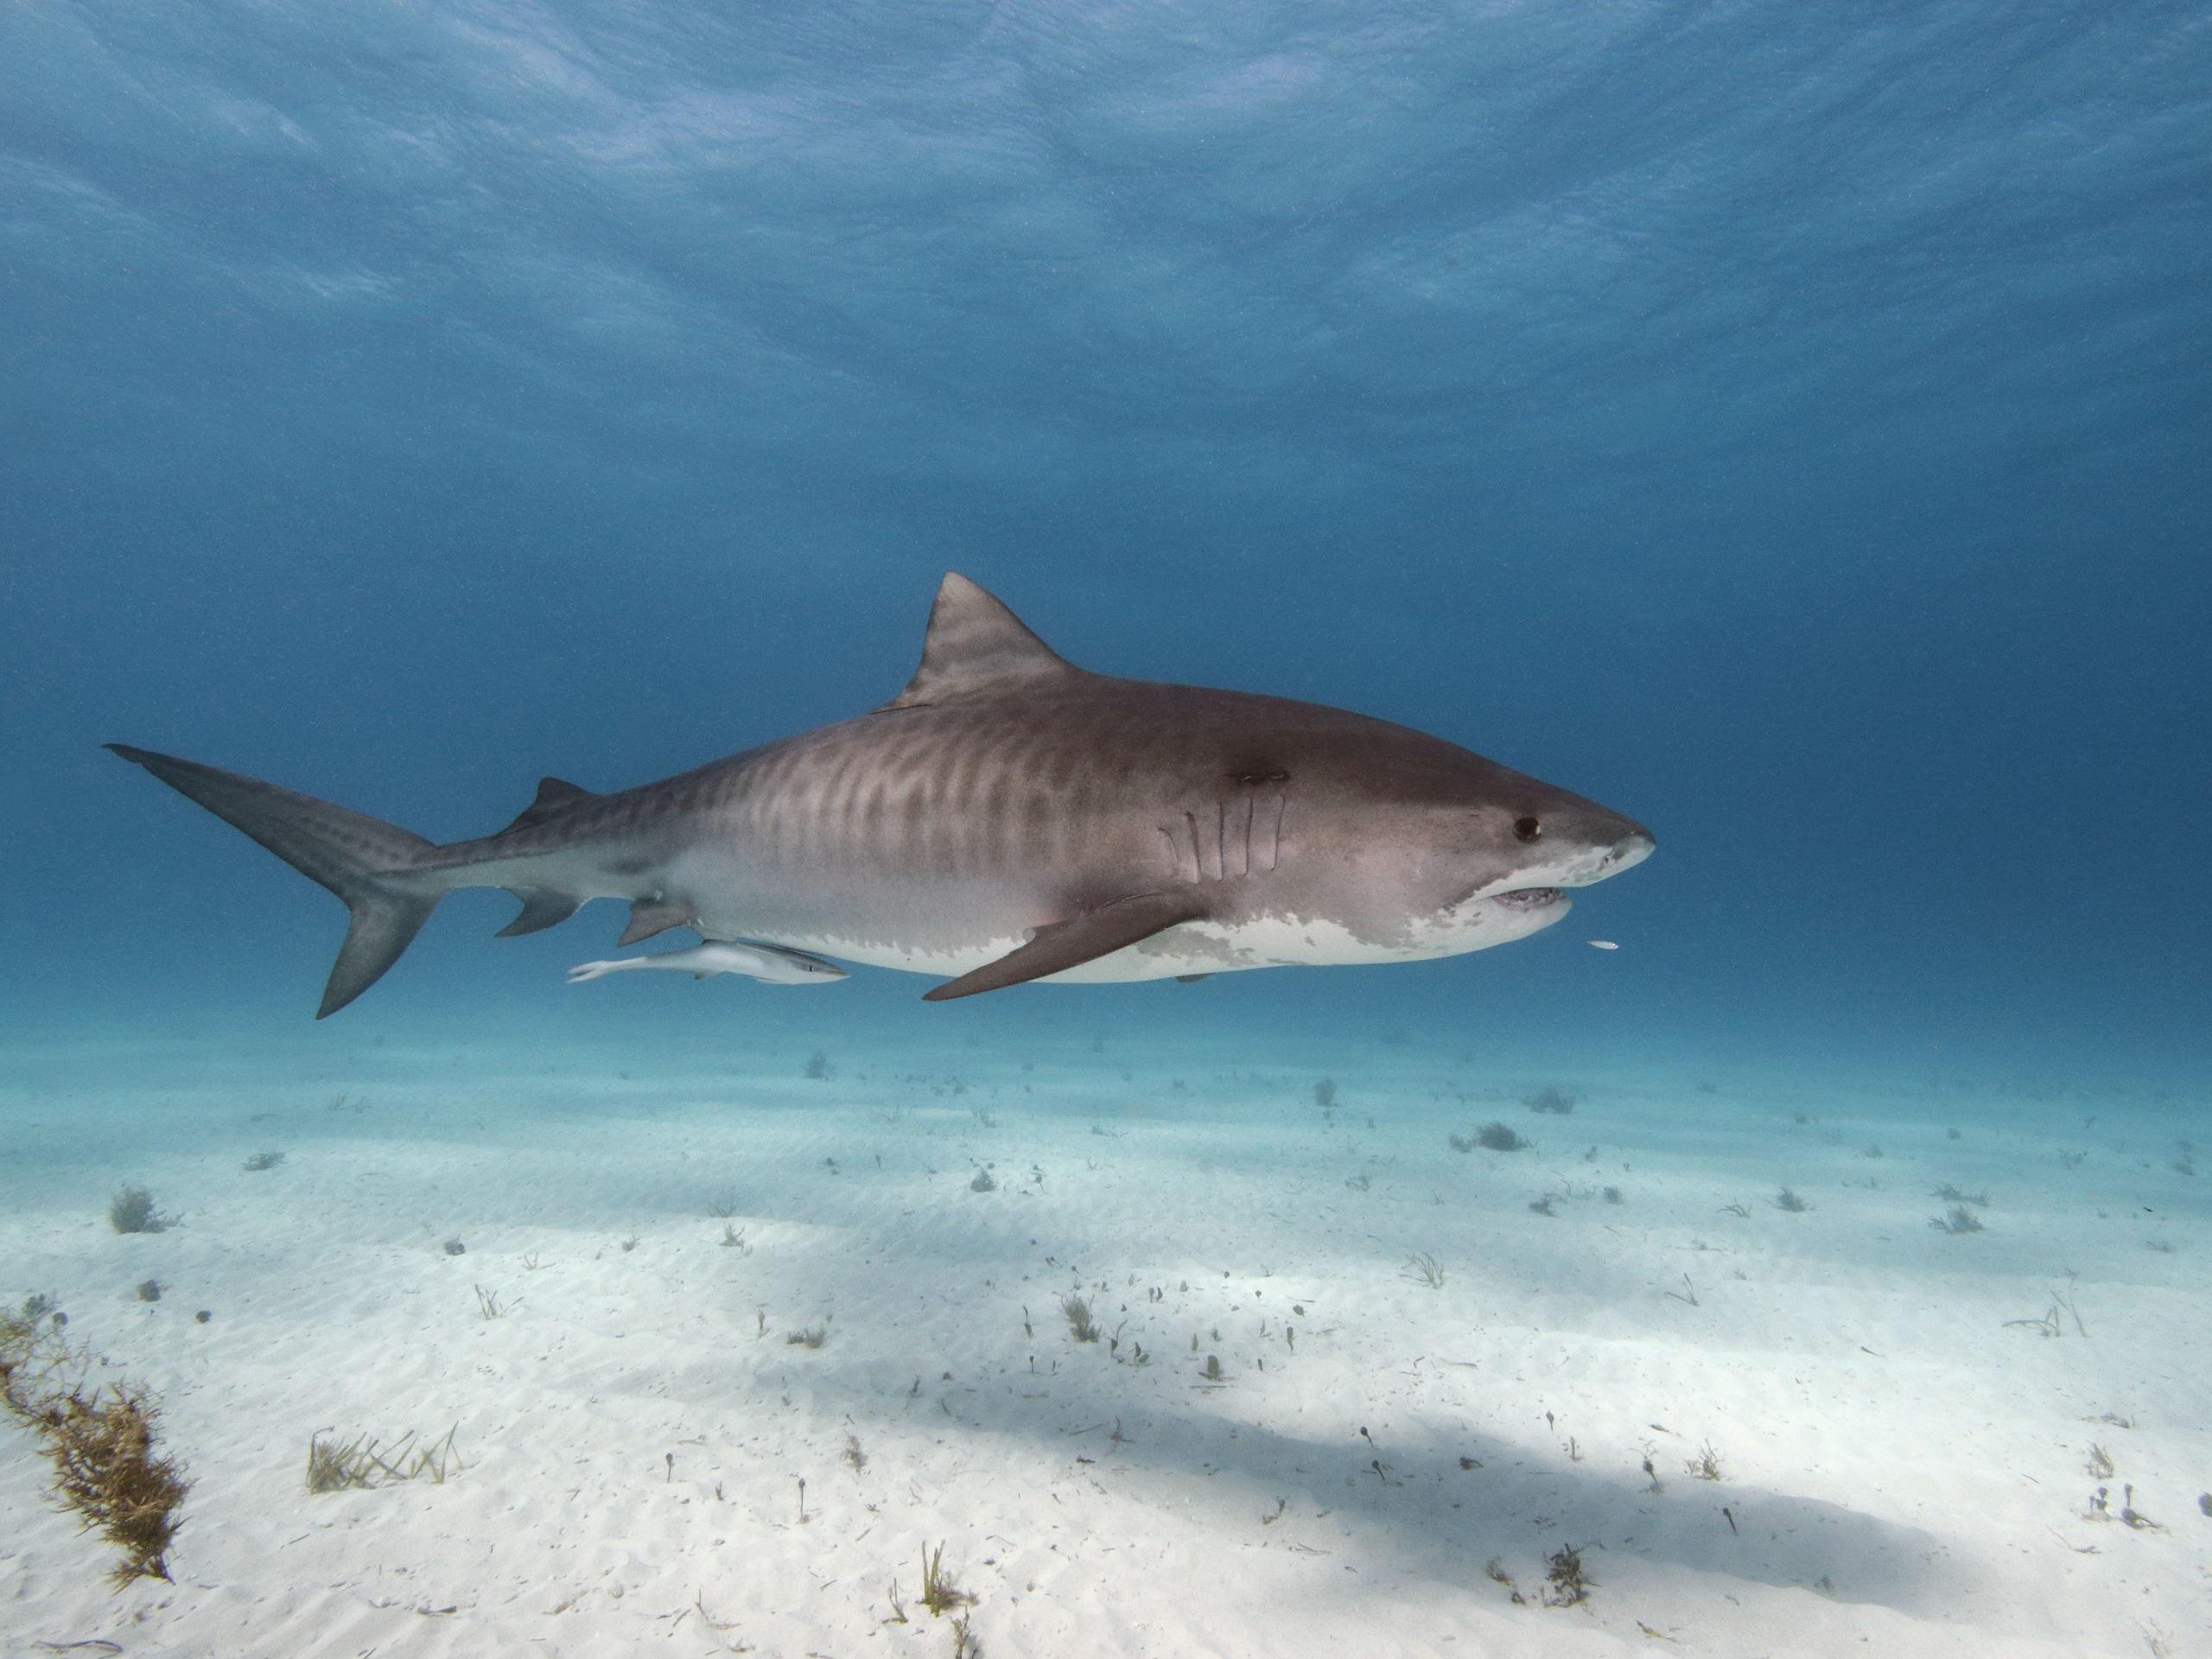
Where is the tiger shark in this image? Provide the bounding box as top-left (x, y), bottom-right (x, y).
top-left (107, 573), bottom-right (1654, 1016)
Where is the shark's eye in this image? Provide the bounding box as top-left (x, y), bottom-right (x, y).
top-left (1513, 817), bottom-right (1542, 842)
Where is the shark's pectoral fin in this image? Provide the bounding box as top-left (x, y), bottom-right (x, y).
top-left (618, 898), bottom-right (696, 947)
top-left (496, 887), bottom-right (583, 938)
top-left (923, 892), bottom-right (1208, 1001)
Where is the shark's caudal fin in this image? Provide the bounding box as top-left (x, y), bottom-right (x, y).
top-left (106, 745), bottom-right (447, 1018)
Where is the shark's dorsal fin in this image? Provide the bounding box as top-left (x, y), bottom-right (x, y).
top-left (881, 573), bottom-right (1078, 710)
top-left (499, 776), bottom-right (596, 836)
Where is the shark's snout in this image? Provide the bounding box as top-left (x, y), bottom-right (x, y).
top-left (1600, 828), bottom-right (1656, 877)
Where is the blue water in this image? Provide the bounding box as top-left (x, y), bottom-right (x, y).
top-left (3, 6), bottom-right (2209, 1649)
top-left (5, 2), bottom-right (2208, 1083)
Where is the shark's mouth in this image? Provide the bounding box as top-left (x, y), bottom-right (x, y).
top-left (1490, 887), bottom-right (1566, 910)
top-left (1421, 884), bottom-right (1571, 953)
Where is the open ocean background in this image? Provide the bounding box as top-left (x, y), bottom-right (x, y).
top-left (2, 10), bottom-right (2210, 1654)
top-left (5, 1), bottom-right (2209, 1090)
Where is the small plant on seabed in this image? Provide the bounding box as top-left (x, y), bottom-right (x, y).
top-left (1528, 1194), bottom-right (1558, 1217)
top-left (1686, 1441), bottom-right (1725, 1481)
top-left (135, 1280), bottom-right (162, 1304)
top-left (1402, 1252), bottom-right (1446, 1289)
top-left (1541, 1541), bottom-right (1594, 1607)
top-left (1771, 1187), bottom-right (1811, 1212)
top-left (804, 1051), bottom-right (830, 1080)
top-left (108, 1185), bottom-right (167, 1235)
top-left (242, 1150), bottom-right (284, 1172)
top-left (786, 1325), bottom-right (828, 1349)
top-left (2086, 1484), bottom-right (2164, 1529)
top-left (1931, 1184), bottom-right (1988, 1205)
top-left (918, 1541), bottom-right (974, 1616)
top-left (1484, 1557), bottom-right (1526, 1604)
top-left (1524, 1086), bottom-right (1577, 1115)
top-left (970, 1167), bottom-right (997, 1192)
top-left (304, 1426), bottom-right (461, 1493)
top-left (1930, 1205), bottom-right (1985, 1235)
top-left (842, 1433), bottom-right (868, 1472)
top-left (1314, 1077), bottom-right (1338, 1111)
top-left (1999, 1272), bottom-right (2088, 1338)
top-left (1, 1300), bottom-right (189, 1586)
top-left (1477, 1122), bottom-right (1529, 1152)
top-left (720, 1223), bottom-right (749, 1249)
top-left (474, 1285), bottom-right (508, 1320)
top-left (1203, 1353), bottom-right (1224, 1382)
top-left (1061, 1295), bottom-right (1100, 1342)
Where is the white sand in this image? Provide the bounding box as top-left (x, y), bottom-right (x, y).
top-left (2, 1031), bottom-right (2206, 1657)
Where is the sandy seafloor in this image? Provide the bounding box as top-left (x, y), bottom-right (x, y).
top-left (2, 1010), bottom-right (2207, 1659)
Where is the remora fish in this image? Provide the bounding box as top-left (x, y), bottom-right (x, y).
top-left (566, 941), bottom-right (847, 986)
top-left (107, 574), bottom-right (1653, 1016)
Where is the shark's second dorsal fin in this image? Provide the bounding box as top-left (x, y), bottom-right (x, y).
top-left (881, 573), bottom-right (1079, 710)
top-left (499, 776), bottom-right (597, 836)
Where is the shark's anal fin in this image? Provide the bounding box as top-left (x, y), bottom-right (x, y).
top-left (499, 777), bottom-right (597, 835)
top-left (496, 887), bottom-right (583, 938)
top-left (923, 892), bottom-right (1206, 1001)
top-left (618, 897), bottom-right (696, 947)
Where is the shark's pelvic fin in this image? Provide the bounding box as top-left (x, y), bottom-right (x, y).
top-left (881, 572), bottom-right (1081, 710)
top-left (496, 887), bottom-right (584, 938)
top-left (105, 744), bottom-right (444, 1019)
top-left (618, 897), bottom-right (696, 947)
top-left (499, 776), bottom-right (598, 835)
top-left (922, 891), bottom-right (1207, 1001)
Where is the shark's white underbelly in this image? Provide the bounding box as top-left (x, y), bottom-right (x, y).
top-left (716, 899), bottom-right (1570, 984)
top-left (662, 824), bottom-right (1573, 987)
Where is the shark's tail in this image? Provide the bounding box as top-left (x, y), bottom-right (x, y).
top-left (106, 744), bottom-right (448, 1018)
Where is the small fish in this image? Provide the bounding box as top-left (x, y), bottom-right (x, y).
top-left (1587, 939), bottom-right (1619, 950)
top-left (567, 942), bottom-right (847, 986)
